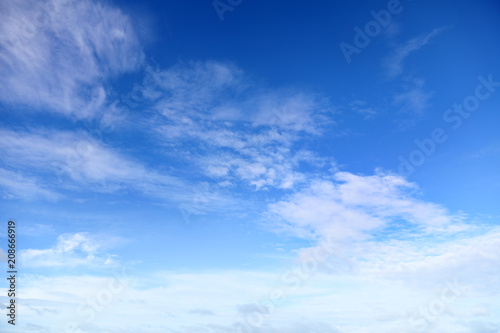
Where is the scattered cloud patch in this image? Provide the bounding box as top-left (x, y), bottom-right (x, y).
top-left (348, 100), bottom-right (379, 119)
top-left (393, 78), bottom-right (433, 120)
top-left (142, 61), bottom-right (335, 190)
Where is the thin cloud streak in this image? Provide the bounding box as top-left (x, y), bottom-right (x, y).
top-left (384, 27), bottom-right (448, 79)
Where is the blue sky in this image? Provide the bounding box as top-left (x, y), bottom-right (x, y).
top-left (1, 0), bottom-right (500, 332)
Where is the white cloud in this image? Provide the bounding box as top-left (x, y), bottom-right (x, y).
top-left (384, 27), bottom-right (447, 79)
top-left (138, 61), bottom-right (335, 190)
top-left (12, 256), bottom-right (500, 332)
top-left (268, 171), bottom-right (460, 241)
top-left (0, 0), bottom-right (143, 118)
top-left (348, 100), bottom-right (379, 119)
top-left (9, 227), bottom-right (500, 332)
top-left (0, 127), bottom-right (245, 218)
top-left (247, 91), bottom-right (334, 134)
top-left (20, 232), bottom-right (121, 268)
top-left (354, 229), bottom-right (500, 289)
top-left (198, 146), bottom-right (323, 190)
top-left (141, 62), bottom-right (333, 134)
top-left (393, 78), bottom-right (433, 117)
top-left (147, 61), bottom-right (244, 116)
top-left (0, 128), bottom-right (185, 197)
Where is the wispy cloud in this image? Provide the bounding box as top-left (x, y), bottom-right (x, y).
top-left (138, 61), bottom-right (333, 134)
top-left (0, 167), bottom-right (61, 200)
top-left (393, 77), bottom-right (433, 118)
top-left (0, 128), bottom-right (188, 201)
top-left (384, 27), bottom-right (448, 79)
top-left (0, 0), bottom-right (143, 118)
top-left (139, 61), bottom-right (245, 116)
top-left (348, 100), bottom-right (379, 119)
